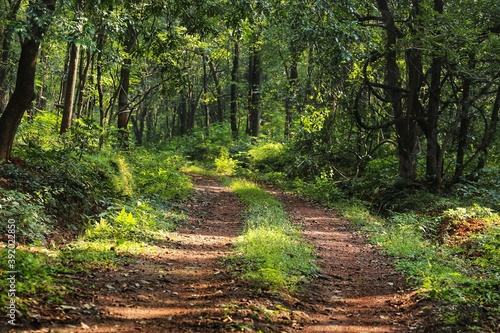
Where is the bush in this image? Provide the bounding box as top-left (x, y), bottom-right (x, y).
top-left (214, 147), bottom-right (237, 175)
top-left (247, 142), bottom-right (287, 172)
top-left (127, 148), bottom-right (193, 200)
top-left (292, 177), bottom-right (344, 207)
top-left (0, 189), bottom-right (55, 242)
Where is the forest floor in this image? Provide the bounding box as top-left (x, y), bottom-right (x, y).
top-left (10, 174), bottom-right (437, 333)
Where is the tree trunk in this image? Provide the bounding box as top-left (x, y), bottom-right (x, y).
top-left (131, 101), bottom-right (147, 146)
top-left (423, 55), bottom-right (444, 185)
top-left (421, 0), bottom-right (444, 187)
top-left (230, 40), bottom-right (239, 139)
top-left (35, 49), bottom-right (48, 112)
top-left (202, 53), bottom-right (210, 134)
top-left (453, 73), bottom-right (473, 181)
top-left (285, 56), bottom-right (298, 138)
top-left (60, 42), bottom-right (80, 134)
top-left (117, 23), bottom-right (135, 148)
top-left (117, 58), bottom-right (131, 147)
top-left (208, 58), bottom-right (224, 122)
top-left (0, 0), bottom-right (56, 160)
top-left (377, 0), bottom-right (418, 180)
top-left (475, 82), bottom-right (500, 171)
top-left (247, 43), bottom-right (262, 137)
top-left (96, 30), bottom-right (106, 149)
top-left (0, 0), bottom-right (22, 114)
top-left (179, 96), bottom-right (188, 135)
top-left (76, 49), bottom-right (91, 119)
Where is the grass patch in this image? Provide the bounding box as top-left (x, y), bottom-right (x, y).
top-left (229, 179), bottom-right (317, 292)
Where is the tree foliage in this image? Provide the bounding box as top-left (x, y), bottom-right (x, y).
top-left (0, 0), bottom-right (497, 184)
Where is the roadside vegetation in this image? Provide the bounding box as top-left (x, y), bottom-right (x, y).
top-left (0, 117), bottom-right (191, 313)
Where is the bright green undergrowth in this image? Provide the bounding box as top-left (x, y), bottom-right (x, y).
top-left (0, 116), bottom-right (193, 310)
top-left (229, 179), bottom-right (317, 292)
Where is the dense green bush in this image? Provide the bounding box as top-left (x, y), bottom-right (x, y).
top-left (0, 189), bottom-right (55, 242)
top-left (126, 148), bottom-right (192, 200)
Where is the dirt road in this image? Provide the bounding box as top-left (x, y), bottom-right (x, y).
top-left (17, 175), bottom-right (424, 333)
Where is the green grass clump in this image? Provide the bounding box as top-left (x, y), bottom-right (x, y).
top-left (0, 247), bottom-right (72, 309)
top-left (229, 179), bottom-right (317, 292)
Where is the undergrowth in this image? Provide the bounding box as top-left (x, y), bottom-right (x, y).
top-left (0, 115), bottom-right (192, 312)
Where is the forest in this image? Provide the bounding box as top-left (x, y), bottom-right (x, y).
top-left (0, 0), bottom-right (499, 332)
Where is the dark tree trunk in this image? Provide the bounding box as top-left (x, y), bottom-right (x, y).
top-left (475, 83), bottom-right (500, 170)
top-left (230, 40), bottom-right (239, 139)
top-left (423, 55), bottom-right (444, 185)
top-left (117, 23), bottom-right (135, 148)
top-left (131, 101), bottom-right (148, 146)
top-left (179, 96), bottom-right (188, 135)
top-left (76, 49), bottom-right (91, 119)
top-left (36, 49), bottom-right (48, 112)
top-left (202, 53), bottom-right (210, 134)
top-left (453, 73), bottom-right (473, 181)
top-left (420, 0), bottom-right (445, 186)
top-left (285, 56), bottom-right (298, 138)
top-left (0, 0), bottom-right (22, 114)
top-left (96, 30), bottom-right (106, 149)
top-left (247, 43), bottom-right (262, 137)
top-left (377, 0), bottom-right (418, 180)
top-left (60, 42), bottom-right (80, 134)
top-left (0, 0), bottom-right (56, 160)
top-left (208, 58), bottom-right (224, 122)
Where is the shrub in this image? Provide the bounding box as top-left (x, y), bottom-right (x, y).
top-left (214, 147), bottom-right (237, 175)
top-left (292, 177), bottom-right (344, 207)
top-left (247, 142), bottom-right (287, 172)
top-left (0, 189), bottom-right (55, 242)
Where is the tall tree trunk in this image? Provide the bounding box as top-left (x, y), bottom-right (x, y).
top-left (117, 23), bottom-right (135, 148)
top-left (35, 49), bottom-right (48, 112)
top-left (117, 58), bottom-right (131, 147)
top-left (131, 102), bottom-right (147, 146)
top-left (420, 0), bottom-right (445, 187)
top-left (76, 49), bottom-right (91, 119)
top-left (377, 0), bottom-right (418, 180)
top-left (96, 30), bottom-right (106, 149)
top-left (230, 40), bottom-right (239, 139)
top-left (208, 58), bottom-right (224, 122)
top-left (60, 42), bottom-right (80, 134)
top-left (453, 69), bottom-right (473, 181)
top-left (179, 96), bottom-right (188, 135)
top-left (202, 53), bottom-right (210, 134)
top-left (285, 55), bottom-right (298, 138)
top-left (475, 82), bottom-right (500, 171)
top-left (247, 42), bottom-right (262, 137)
top-left (0, 0), bottom-right (56, 160)
top-left (0, 0), bottom-right (22, 114)
top-left (423, 55), bottom-right (444, 185)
